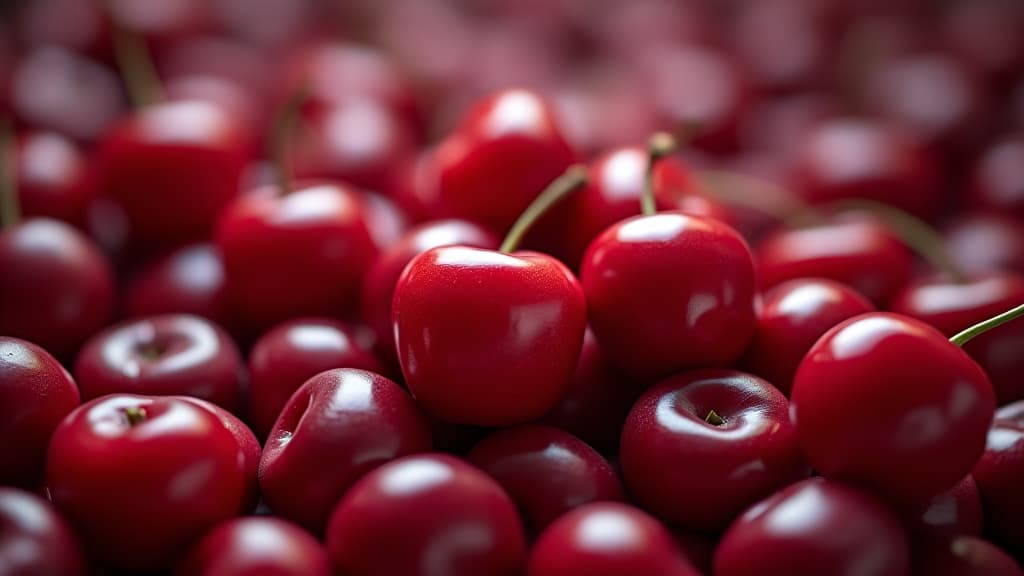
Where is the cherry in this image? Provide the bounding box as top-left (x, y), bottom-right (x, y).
top-left (892, 272), bottom-right (1024, 405)
top-left (176, 516), bottom-right (331, 576)
top-left (744, 278), bottom-right (875, 394)
top-left (621, 369), bottom-right (808, 533)
top-left (15, 130), bottom-right (94, 229)
top-left (526, 502), bottom-right (698, 576)
top-left (360, 219), bottom-right (499, 364)
top-left (972, 419), bottom-right (1024, 556)
top-left (713, 478), bottom-right (911, 576)
top-left (0, 218), bottom-right (115, 362)
top-left (47, 394), bottom-right (257, 573)
top-left (358, 189), bottom-right (410, 254)
top-left (259, 368), bottom-right (432, 533)
top-left (755, 212), bottom-right (914, 307)
top-left (74, 314), bottom-right (245, 416)
top-left (0, 487), bottom-right (88, 576)
top-left (944, 213), bottom-right (1024, 276)
top-left (968, 134), bottom-right (1024, 220)
top-left (247, 318), bottom-right (382, 439)
top-left (122, 243), bottom-right (229, 327)
top-left (996, 400), bottom-right (1024, 423)
top-left (216, 182), bottom-right (378, 335)
top-left (325, 453), bottom-right (525, 576)
top-left (913, 535), bottom-right (1024, 576)
top-left (729, 0), bottom-right (830, 93)
top-left (791, 312), bottom-right (995, 506)
top-left (466, 425), bottom-right (624, 534)
top-left (915, 475), bottom-right (984, 539)
top-left (0, 337), bottom-right (79, 490)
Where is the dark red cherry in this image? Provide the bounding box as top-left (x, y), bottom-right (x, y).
top-left (15, 130), bottom-right (93, 229)
top-left (913, 535), bottom-right (1024, 576)
top-left (123, 243), bottom-right (229, 328)
top-left (973, 419), bottom-right (1024, 555)
top-left (177, 516), bottom-right (331, 576)
top-left (0, 487), bottom-right (88, 576)
top-left (996, 400), bottom-right (1024, 423)
top-left (914, 475), bottom-right (984, 538)
top-left (969, 134), bottom-right (1024, 220)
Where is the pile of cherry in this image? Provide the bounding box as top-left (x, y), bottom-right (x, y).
top-left (3, 0), bottom-right (1024, 574)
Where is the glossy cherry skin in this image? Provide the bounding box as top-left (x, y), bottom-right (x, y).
top-left (260, 369), bottom-right (431, 533)
top-left (713, 478), bottom-right (911, 576)
top-left (0, 218), bottom-right (115, 362)
top-left (972, 420), bottom-right (1024, 555)
top-left (526, 502), bottom-right (698, 576)
top-left (325, 453), bottom-right (525, 576)
top-left (791, 313), bottom-right (995, 506)
top-left (996, 400), bottom-right (1024, 423)
top-left (581, 212), bottom-right (757, 382)
top-left (621, 369), bottom-right (808, 533)
top-left (0, 487), bottom-right (88, 576)
top-left (0, 337), bottom-right (79, 489)
top-left (744, 278), bottom-right (875, 394)
top-left (46, 394), bottom-right (257, 573)
top-left (913, 535), bottom-right (1024, 576)
top-left (969, 135), bottom-right (1024, 219)
top-left (892, 273), bottom-right (1024, 405)
top-left (97, 100), bottom-right (250, 250)
top-left (360, 219), bottom-right (499, 364)
top-left (74, 314), bottom-right (245, 416)
top-left (176, 516), bottom-right (331, 576)
top-left (755, 214), bottom-right (914, 307)
top-left (432, 89), bottom-right (576, 235)
top-left (16, 130), bottom-right (94, 229)
top-left (123, 243), bottom-right (230, 328)
top-left (394, 246), bottom-right (587, 426)
top-left (944, 214), bottom-right (1024, 276)
top-left (467, 425), bottom-right (623, 534)
top-left (915, 475), bottom-right (984, 539)
top-left (247, 318), bottom-right (382, 439)
top-left (217, 182), bottom-right (378, 336)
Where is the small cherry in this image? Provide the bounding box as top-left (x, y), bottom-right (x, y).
top-left (325, 453), bottom-right (525, 576)
top-left (0, 337), bottom-right (80, 489)
top-left (620, 369), bottom-right (808, 533)
top-left (259, 369), bottom-right (431, 533)
top-left (393, 167), bottom-right (588, 426)
top-left (0, 487), bottom-right (88, 576)
top-left (122, 243), bottom-right (230, 328)
top-left (713, 478), bottom-right (911, 576)
top-left (466, 424), bottom-right (624, 534)
top-left (912, 535), bottom-right (1024, 576)
top-left (15, 130), bottom-right (94, 229)
top-left (247, 318), bottom-right (382, 439)
top-left (973, 418), bottom-right (1024, 556)
top-left (744, 278), bottom-right (875, 394)
top-left (176, 516), bottom-right (331, 576)
top-left (74, 314), bottom-right (246, 416)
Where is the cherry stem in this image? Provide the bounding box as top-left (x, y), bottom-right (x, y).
top-left (0, 121), bottom-right (18, 229)
top-left (499, 165), bottom-right (589, 253)
top-left (641, 131), bottom-right (679, 216)
top-left (123, 406), bottom-right (148, 427)
top-left (705, 410), bottom-right (726, 426)
top-left (950, 302), bottom-right (1024, 347)
top-left (107, 8), bottom-right (163, 108)
top-left (692, 170), bottom-right (823, 227)
top-left (269, 86), bottom-right (310, 196)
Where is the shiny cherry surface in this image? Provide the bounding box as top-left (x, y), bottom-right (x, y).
top-left (123, 243), bottom-right (230, 328)
top-left (0, 487), bottom-right (87, 576)
top-left (913, 535), bottom-right (1024, 576)
top-left (176, 516), bottom-right (331, 576)
top-left (621, 369), bottom-right (808, 533)
top-left (916, 475), bottom-right (984, 538)
top-left (972, 420), bottom-right (1024, 555)
top-left (467, 425), bottom-right (623, 533)
top-left (16, 130), bottom-right (93, 228)
top-left (74, 314), bottom-right (245, 415)
top-left (581, 212), bottom-right (757, 381)
top-left (259, 369), bottom-right (431, 533)
top-left (394, 246), bottom-right (587, 426)
top-left (791, 312), bottom-right (995, 505)
top-left (325, 453), bottom-right (525, 576)
top-left (944, 213), bottom-right (1024, 276)
top-left (713, 478), bottom-right (911, 576)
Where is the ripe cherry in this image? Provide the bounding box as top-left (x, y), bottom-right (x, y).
top-left (122, 243), bottom-right (229, 328)
top-left (15, 130), bottom-right (94, 229)
top-left (973, 419), bottom-right (1024, 556)
top-left (0, 487), bottom-right (88, 576)
top-left (176, 516), bottom-right (331, 576)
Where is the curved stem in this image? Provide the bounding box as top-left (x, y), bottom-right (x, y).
top-left (108, 11), bottom-right (162, 108)
top-left (0, 122), bottom-right (18, 229)
top-left (641, 131), bottom-right (678, 216)
top-left (123, 406), bottom-right (148, 427)
top-left (269, 86), bottom-right (311, 196)
top-left (500, 165), bottom-right (588, 253)
top-left (950, 303), bottom-right (1024, 347)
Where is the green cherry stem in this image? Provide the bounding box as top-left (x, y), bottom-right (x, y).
top-left (950, 302), bottom-right (1024, 347)
top-left (705, 410), bottom-right (726, 426)
top-left (0, 121), bottom-right (18, 229)
top-left (269, 86), bottom-right (311, 196)
top-left (106, 8), bottom-right (163, 108)
top-left (123, 406), bottom-right (148, 427)
top-left (641, 131), bottom-right (678, 216)
top-left (500, 165), bottom-right (589, 253)
top-left (692, 169), bottom-right (823, 227)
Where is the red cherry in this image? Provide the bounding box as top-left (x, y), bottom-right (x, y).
top-left (0, 337), bottom-right (79, 489)
top-left (97, 100), bottom-right (250, 250)
top-left (996, 400), bottom-right (1024, 423)
top-left (0, 218), bottom-right (115, 362)
top-left (729, 0), bottom-right (830, 92)
top-left (74, 314), bottom-right (245, 416)
top-left (123, 243), bottom-right (229, 327)
top-left (915, 475), bottom-right (984, 539)
top-left (713, 478), bottom-right (911, 576)
top-left (15, 130), bottom-right (94, 229)
top-left (259, 369), bottom-right (431, 533)
top-left (47, 394), bottom-right (257, 573)
top-left (744, 278), bottom-right (875, 394)
top-left (755, 213), bottom-right (914, 306)
top-left (176, 516), bottom-right (331, 576)
top-left (944, 213), bottom-right (1024, 276)
top-left (216, 182), bottom-right (378, 335)
top-left (394, 245), bottom-right (586, 426)
top-left (325, 453), bottom-right (525, 576)
top-left (973, 419), bottom-right (1024, 555)
top-left (581, 212), bottom-right (756, 381)
top-left (360, 190), bottom-right (410, 253)
top-left (620, 369), bottom-right (808, 533)
top-left (466, 424), bottom-right (624, 533)
top-left (360, 219), bottom-right (499, 364)
top-left (0, 487), bottom-right (88, 576)
top-left (913, 535), bottom-right (1024, 576)
top-left (526, 502), bottom-right (698, 576)
top-left (892, 272), bottom-right (1024, 405)
top-left (969, 134), bottom-right (1024, 220)
top-left (791, 312), bottom-right (995, 505)
top-left (247, 318), bottom-right (382, 439)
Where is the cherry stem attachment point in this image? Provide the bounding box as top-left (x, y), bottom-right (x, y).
top-left (705, 410), bottom-right (726, 426)
top-left (270, 86), bottom-right (311, 196)
top-left (950, 302), bottom-right (1024, 347)
top-left (0, 121), bottom-right (18, 229)
top-left (123, 406), bottom-right (148, 427)
top-left (500, 165), bottom-right (588, 253)
top-left (108, 11), bottom-right (163, 108)
top-left (641, 131), bottom-right (679, 216)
